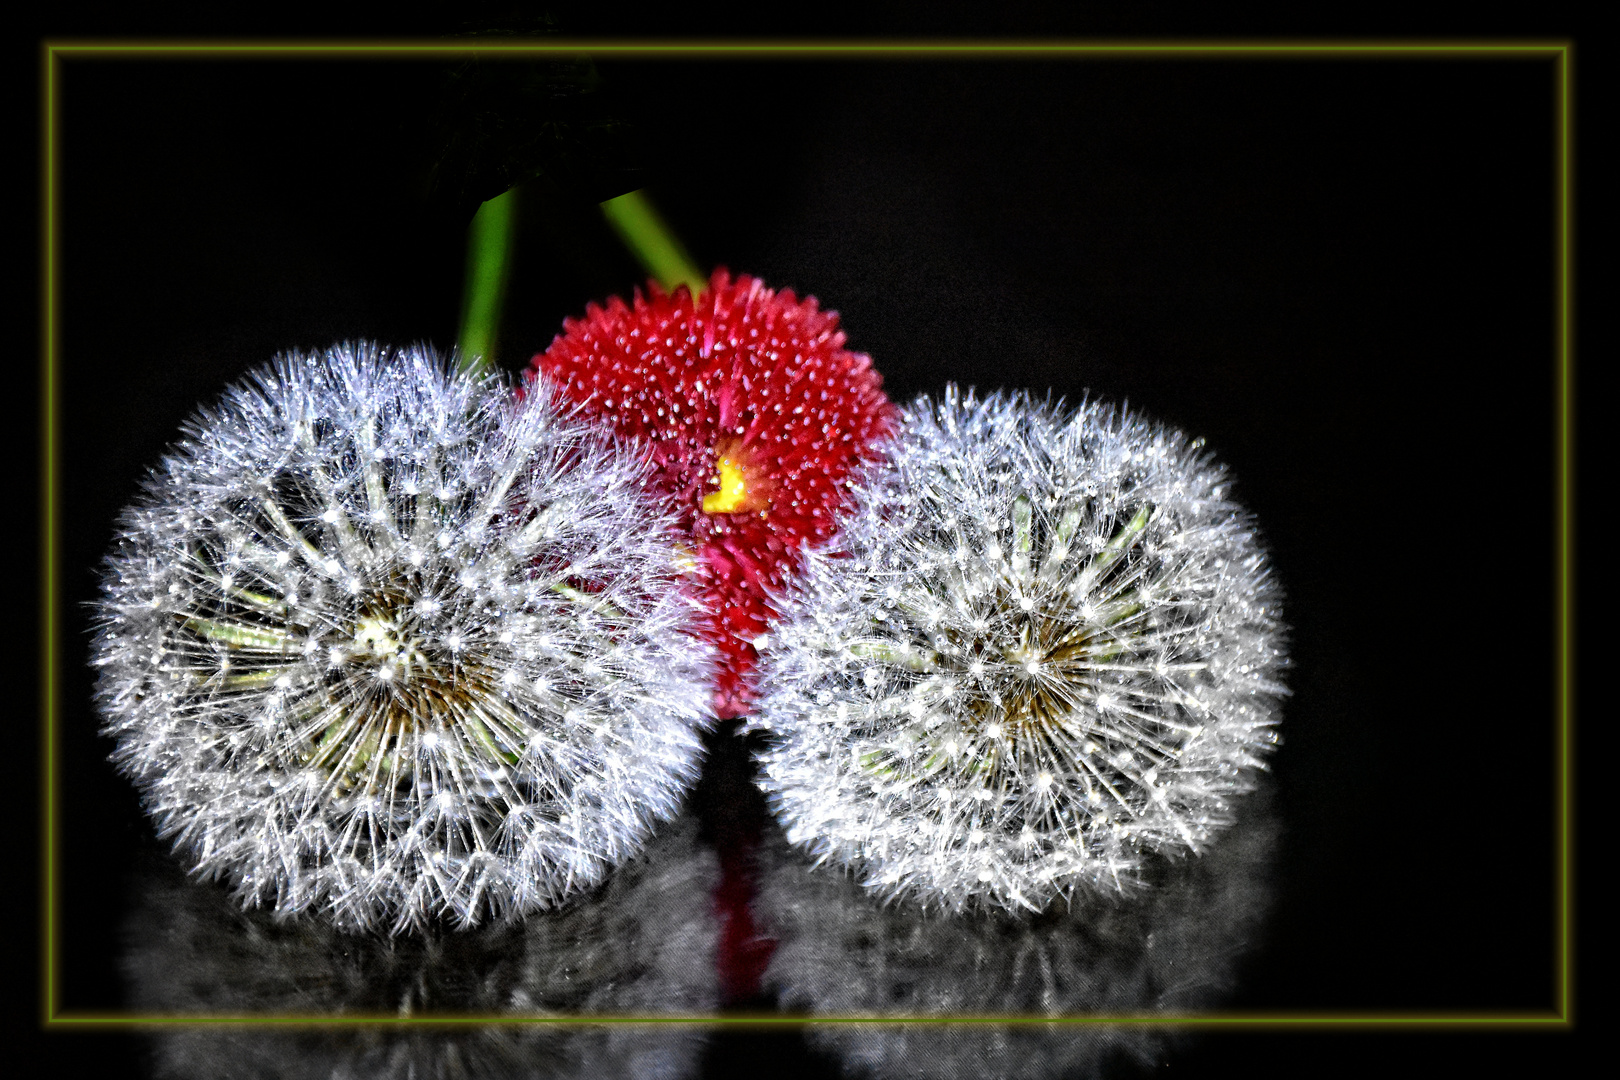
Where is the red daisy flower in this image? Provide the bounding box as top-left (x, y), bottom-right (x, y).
top-left (530, 269), bottom-right (896, 717)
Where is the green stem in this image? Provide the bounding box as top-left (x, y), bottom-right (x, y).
top-left (456, 187), bottom-right (519, 376)
top-left (600, 189), bottom-right (706, 296)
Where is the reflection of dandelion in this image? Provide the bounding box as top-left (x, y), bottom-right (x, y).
top-left (757, 784), bottom-right (1278, 1080)
top-left (92, 345), bottom-right (712, 933)
top-left (751, 388), bottom-right (1287, 913)
top-left (125, 813), bottom-right (719, 1080)
top-left (531, 270), bottom-right (896, 716)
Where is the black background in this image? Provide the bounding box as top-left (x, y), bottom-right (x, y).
top-left (24, 5), bottom-right (1578, 1078)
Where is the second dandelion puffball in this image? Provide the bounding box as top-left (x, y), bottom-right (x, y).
top-left (750, 388), bottom-right (1288, 914)
top-left (92, 345), bottom-right (713, 933)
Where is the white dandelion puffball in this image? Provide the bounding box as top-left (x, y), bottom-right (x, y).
top-left (750, 386), bottom-right (1287, 913)
top-left (92, 344), bottom-right (713, 933)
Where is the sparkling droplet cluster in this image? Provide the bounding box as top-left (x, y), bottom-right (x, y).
top-left (750, 387), bottom-right (1287, 913)
top-left (92, 344), bottom-right (713, 933)
top-left (531, 270), bottom-right (896, 717)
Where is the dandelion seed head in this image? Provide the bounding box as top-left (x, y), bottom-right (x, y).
top-left (92, 343), bottom-right (713, 933)
top-left (751, 387), bottom-right (1288, 913)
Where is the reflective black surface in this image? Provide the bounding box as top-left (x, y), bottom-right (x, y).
top-left (758, 787), bottom-right (1278, 1078)
top-left (124, 815), bottom-right (718, 1079)
top-left (36, 26), bottom-right (1568, 1079)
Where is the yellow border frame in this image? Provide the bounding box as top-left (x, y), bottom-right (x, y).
top-left (40, 40), bottom-right (1574, 1031)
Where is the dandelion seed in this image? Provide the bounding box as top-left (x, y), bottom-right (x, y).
top-left (750, 387), bottom-right (1288, 913)
top-left (91, 343), bottom-right (713, 933)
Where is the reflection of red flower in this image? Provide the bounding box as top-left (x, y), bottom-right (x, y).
top-left (531, 270), bottom-right (896, 717)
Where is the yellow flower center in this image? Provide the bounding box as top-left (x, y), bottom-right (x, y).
top-left (702, 456), bottom-right (753, 514)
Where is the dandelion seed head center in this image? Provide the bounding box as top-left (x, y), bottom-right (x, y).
top-left (896, 560), bottom-right (1161, 760)
top-left (166, 519), bottom-right (518, 791)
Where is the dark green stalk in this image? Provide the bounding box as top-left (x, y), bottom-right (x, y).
top-left (456, 187), bottom-right (519, 376)
top-left (600, 189), bottom-right (706, 296)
